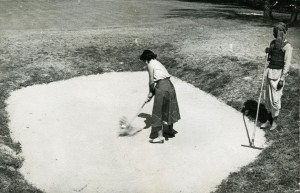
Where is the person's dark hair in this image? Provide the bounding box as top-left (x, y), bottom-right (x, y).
top-left (140, 50), bottom-right (157, 62)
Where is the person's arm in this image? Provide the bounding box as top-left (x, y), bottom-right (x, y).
top-left (281, 43), bottom-right (293, 81)
top-left (146, 63), bottom-right (155, 102)
top-left (277, 43), bottom-right (293, 90)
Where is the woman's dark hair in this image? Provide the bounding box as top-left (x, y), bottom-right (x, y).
top-left (140, 50), bottom-right (157, 62)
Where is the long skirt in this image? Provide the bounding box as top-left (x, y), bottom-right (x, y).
top-left (265, 78), bottom-right (284, 117)
top-left (151, 78), bottom-right (181, 127)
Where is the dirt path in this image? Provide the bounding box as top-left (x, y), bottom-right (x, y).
top-left (6, 72), bottom-right (266, 193)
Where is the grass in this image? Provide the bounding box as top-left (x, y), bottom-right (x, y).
top-left (0, 1), bottom-right (299, 192)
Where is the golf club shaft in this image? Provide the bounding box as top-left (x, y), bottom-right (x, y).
top-left (128, 102), bottom-right (147, 126)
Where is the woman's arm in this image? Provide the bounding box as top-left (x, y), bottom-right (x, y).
top-left (281, 43), bottom-right (293, 81)
top-left (147, 63), bottom-right (154, 87)
top-left (146, 63), bottom-right (155, 101)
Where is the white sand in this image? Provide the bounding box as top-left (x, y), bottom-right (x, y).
top-left (6, 72), bottom-right (266, 193)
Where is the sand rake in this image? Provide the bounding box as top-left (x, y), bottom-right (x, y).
top-left (118, 101), bottom-right (147, 136)
top-left (241, 51), bottom-right (269, 150)
top-left (241, 64), bottom-right (265, 150)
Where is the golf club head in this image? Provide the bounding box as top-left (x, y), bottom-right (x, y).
top-left (119, 116), bottom-right (128, 129)
top-left (118, 125), bottom-right (142, 137)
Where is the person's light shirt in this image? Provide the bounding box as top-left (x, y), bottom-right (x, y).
top-left (149, 59), bottom-right (171, 82)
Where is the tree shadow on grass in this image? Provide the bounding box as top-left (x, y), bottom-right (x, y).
top-left (178, 0), bottom-right (242, 4)
top-left (164, 8), bottom-right (265, 22)
top-left (165, 4), bottom-right (298, 26)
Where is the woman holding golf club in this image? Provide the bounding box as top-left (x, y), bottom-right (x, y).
top-left (261, 22), bottom-right (293, 131)
top-left (140, 50), bottom-right (181, 143)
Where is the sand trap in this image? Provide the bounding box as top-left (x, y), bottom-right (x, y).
top-left (6, 72), bottom-right (266, 193)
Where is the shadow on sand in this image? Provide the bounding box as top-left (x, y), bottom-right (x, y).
top-left (138, 113), bottom-right (153, 129)
top-left (138, 113), bottom-right (178, 140)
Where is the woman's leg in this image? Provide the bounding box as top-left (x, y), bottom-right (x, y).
top-left (163, 124), bottom-right (178, 136)
top-left (158, 127), bottom-right (163, 138)
top-left (261, 112), bottom-right (273, 128)
top-left (149, 126), bottom-right (161, 139)
top-left (149, 126), bottom-right (164, 143)
top-left (269, 79), bottom-right (283, 130)
top-left (263, 78), bottom-right (281, 130)
top-left (270, 116), bottom-right (278, 130)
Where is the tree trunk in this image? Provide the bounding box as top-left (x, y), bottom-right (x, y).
top-left (290, 5), bottom-right (299, 25)
top-left (263, 0), bottom-right (273, 21)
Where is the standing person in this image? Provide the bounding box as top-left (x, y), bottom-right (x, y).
top-left (261, 22), bottom-right (293, 130)
top-left (140, 50), bottom-right (181, 143)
